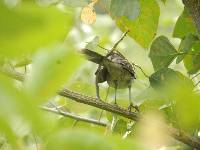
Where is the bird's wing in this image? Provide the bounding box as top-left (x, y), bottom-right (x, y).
top-left (107, 51), bottom-right (136, 78)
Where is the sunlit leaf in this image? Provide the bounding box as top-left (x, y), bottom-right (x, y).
top-left (81, 4), bottom-right (97, 24)
top-left (116, 0), bottom-right (160, 48)
top-left (149, 36), bottom-right (177, 71)
top-left (149, 68), bottom-right (193, 91)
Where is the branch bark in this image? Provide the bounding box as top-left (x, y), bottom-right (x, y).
top-left (182, 0), bottom-right (200, 38)
top-left (1, 68), bottom-right (200, 149)
top-left (58, 89), bottom-right (140, 121)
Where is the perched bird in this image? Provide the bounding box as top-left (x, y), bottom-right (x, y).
top-left (81, 48), bottom-right (138, 111)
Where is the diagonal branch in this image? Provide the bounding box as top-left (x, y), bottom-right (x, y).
top-left (109, 30), bottom-right (130, 53)
top-left (58, 88), bottom-right (140, 121)
top-left (1, 67), bottom-right (200, 149)
top-left (40, 106), bottom-right (107, 127)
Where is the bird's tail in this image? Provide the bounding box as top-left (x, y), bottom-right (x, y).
top-left (81, 49), bottom-right (104, 64)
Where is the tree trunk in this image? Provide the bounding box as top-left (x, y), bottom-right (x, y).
top-left (182, 0), bottom-right (200, 38)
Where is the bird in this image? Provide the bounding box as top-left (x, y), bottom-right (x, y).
top-left (81, 48), bottom-right (138, 112)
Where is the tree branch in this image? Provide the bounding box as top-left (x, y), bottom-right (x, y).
top-left (57, 88), bottom-right (140, 121)
top-left (40, 106), bottom-right (107, 127)
top-left (1, 68), bottom-right (200, 149)
top-left (182, 0), bottom-right (200, 38)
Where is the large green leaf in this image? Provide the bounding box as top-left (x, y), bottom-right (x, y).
top-left (110, 0), bottom-right (140, 20)
top-left (149, 68), bottom-right (193, 91)
top-left (0, 2), bottom-right (74, 58)
top-left (173, 8), bottom-right (197, 39)
top-left (183, 52), bottom-right (200, 74)
top-left (149, 36), bottom-right (177, 71)
top-left (176, 33), bottom-right (199, 64)
top-left (116, 0), bottom-right (160, 48)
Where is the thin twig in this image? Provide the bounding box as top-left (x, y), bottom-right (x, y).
top-left (40, 106), bottom-right (107, 127)
top-left (97, 44), bottom-right (110, 52)
top-left (33, 133), bottom-right (38, 150)
top-left (72, 120), bottom-right (79, 128)
top-left (195, 80), bottom-right (200, 87)
top-left (132, 63), bottom-right (149, 78)
top-left (191, 72), bottom-right (200, 80)
top-left (110, 30), bottom-right (130, 52)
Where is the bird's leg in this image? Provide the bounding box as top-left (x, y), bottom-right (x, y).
top-left (98, 87), bottom-right (110, 122)
top-left (114, 81), bottom-right (118, 105)
top-left (128, 85), bottom-right (139, 112)
top-left (95, 75), bottom-right (100, 99)
top-left (128, 85), bottom-right (133, 112)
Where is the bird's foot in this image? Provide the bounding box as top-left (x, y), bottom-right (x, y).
top-left (113, 102), bottom-right (118, 107)
top-left (128, 103), bottom-right (139, 113)
top-left (96, 95), bottom-right (101, 100)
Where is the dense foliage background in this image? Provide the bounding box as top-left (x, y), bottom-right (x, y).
top-left (0, 0), bottom-right (200, 149)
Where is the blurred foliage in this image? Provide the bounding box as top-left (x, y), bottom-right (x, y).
top-left (0, 0), bottom-right (200, 150)
top-left (0, 1), bottom-right (74, 58)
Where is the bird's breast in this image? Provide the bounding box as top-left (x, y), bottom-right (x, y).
top-left (106, 66), bottom-right (133, 89)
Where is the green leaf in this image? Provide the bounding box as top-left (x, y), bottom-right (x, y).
top-left (63, 0), bottom-right (90, 7)
top-left (176, 33), bottom-right (199, 64)
top-left (95, 0), bottom-right (111, 14)
top-left (179, 39), bottom-right (200, 74)
top-left (110, 0), bottom-right (140, 20)
top-left (116, 0), bottom-right (160, 48)
top-left (149, 68), bottom-right (193, 91)
top-left (112, 119), bottom-right (127, 135)
top-left (174, 33), bottom-right (200, 74)
top-left (149, 36), bottom-right (177, 71)
top-left (173, 8), bottom-right (197, 39)
top-left (0, 2), bottom-right (74, 58)
top-left (183, 53), bottom-right (200, 74)
top-left (25, 46), bottom-right (83, 102)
